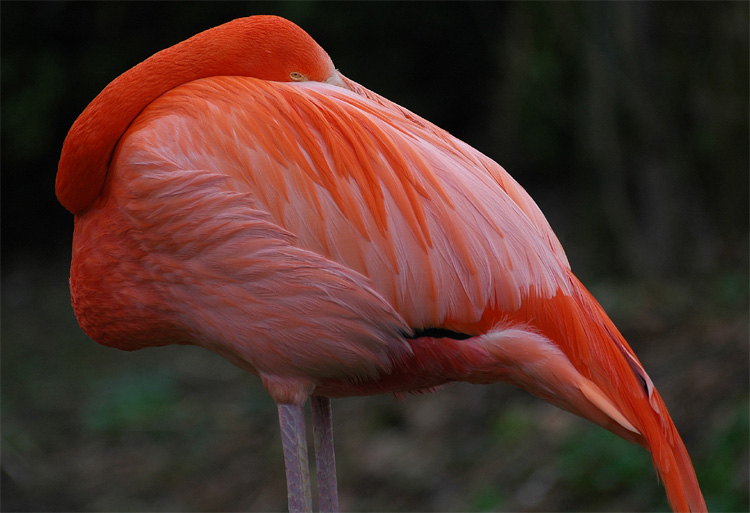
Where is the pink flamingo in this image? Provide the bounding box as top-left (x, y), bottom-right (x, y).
top-left (56, 15), bottom-right (706, 512)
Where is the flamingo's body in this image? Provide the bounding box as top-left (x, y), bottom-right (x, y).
top-left (57, 16), bottom-right (706, 512)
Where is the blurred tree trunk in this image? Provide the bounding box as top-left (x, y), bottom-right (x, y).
top-left (484, 2), bottom-right (747, 279)
top-left (582, 2), bottom-right (720, 278)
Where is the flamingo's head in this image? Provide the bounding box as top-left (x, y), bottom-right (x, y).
top-left (223, 15), bottom-right (348, 88)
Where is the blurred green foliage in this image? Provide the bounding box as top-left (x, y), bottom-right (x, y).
top-left (82, 370), bottom-right (182, 435)
top-left (2, 1), bottom-right (748, 512)
top-left (698, 400), bottom-right (750, 512)
top-left (491, 407), bottom-right (538, 445)
top-left (558, 426), bottom-right (662, 510)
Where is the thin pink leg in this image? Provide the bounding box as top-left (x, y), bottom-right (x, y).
top-left (278, 403), bottom-right (313, 513)
top-left (311, 396), bottom-right (339, 512)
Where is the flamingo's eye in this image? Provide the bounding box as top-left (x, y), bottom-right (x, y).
top-left (290, 72), bottom-right (307, 81)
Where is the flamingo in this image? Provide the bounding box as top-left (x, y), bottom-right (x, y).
top-left (56, 15), bottom-right (706, 512)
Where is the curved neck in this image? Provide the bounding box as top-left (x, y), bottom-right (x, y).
top-left (56, 16), bottom-right (331, 214)
top-left (56, 59), bottom-right (177, 213)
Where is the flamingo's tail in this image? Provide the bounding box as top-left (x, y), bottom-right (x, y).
top-left (474, 275), bottom-right (706, 512)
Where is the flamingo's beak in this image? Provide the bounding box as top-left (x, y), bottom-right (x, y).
top-left (325, 71), bottom-right (350, 90)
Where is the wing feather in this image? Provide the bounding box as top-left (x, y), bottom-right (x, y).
top-left (125, 76), bottom-right (572, 332)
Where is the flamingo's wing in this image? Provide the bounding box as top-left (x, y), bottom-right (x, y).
top-left (121, 76), bottom-right (574, 334)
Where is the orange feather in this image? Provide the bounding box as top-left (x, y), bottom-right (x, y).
top-left (58, 15), bottom-right (706, 512)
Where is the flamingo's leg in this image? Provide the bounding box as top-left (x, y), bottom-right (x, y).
top-left (311, 396), bottom-right (339, 512)
top-left (278, 403), bottom-right (313, 513)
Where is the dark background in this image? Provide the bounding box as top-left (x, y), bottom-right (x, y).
top-left (2, 2), bottom-right (748, 511)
